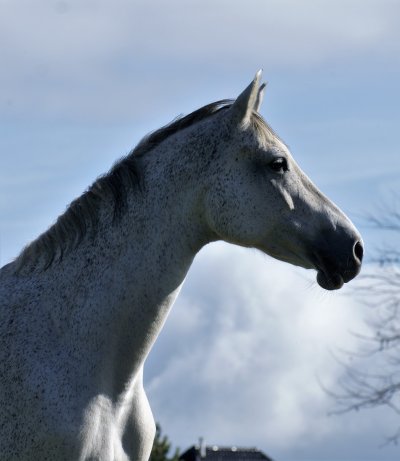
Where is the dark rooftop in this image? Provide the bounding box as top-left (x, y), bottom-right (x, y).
top-left (179, 445), bottom-right (274, 461)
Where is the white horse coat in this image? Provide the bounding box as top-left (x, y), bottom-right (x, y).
top-left (0, 72), bottom-right (363, 460)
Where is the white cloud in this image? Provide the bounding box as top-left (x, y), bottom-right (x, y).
top-left (3, 0), bottom-right (397, 65)
top-left (1, 0), bottom-right (399, 121)
top-left (144, 243), bottom-right (397, 459)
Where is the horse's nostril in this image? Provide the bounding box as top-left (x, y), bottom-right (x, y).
top-left (354, 241), bottom-right (364, 263)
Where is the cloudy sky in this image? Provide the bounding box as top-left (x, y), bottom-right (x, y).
top-left (1, 1), bottom-right (399, 460)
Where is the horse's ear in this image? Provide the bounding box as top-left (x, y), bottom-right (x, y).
top-left (254, 82), bottom-right (267, 113)
top-left (230, 70), bottom-right (264, 126)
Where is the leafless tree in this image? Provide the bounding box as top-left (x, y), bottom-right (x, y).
top-left (332, 208), bottom-right (400, 444)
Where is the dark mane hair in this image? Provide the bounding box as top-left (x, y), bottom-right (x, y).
top-left (14, 100), bottom-right (272, 274)
top-left (133, 100), bottom-right (233, 157)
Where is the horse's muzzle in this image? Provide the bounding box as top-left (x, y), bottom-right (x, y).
top-left (313, 235), bottom-right (364, 290)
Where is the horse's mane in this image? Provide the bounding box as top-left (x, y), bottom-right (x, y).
top-left (14, 100), bottom-right (271, 274)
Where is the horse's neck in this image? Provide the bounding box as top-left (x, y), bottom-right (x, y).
top-left (42, 138), bottom-right (213, 398)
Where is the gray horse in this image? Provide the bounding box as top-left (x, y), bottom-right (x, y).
top-left (0, 71), bottom-right (363, 460)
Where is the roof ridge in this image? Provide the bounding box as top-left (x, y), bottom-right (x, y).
top-left (179, 444), bottom-right (274, 461)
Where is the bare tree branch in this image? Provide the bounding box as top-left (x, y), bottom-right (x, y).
top-left (331, 206), bottom-right (400, 443)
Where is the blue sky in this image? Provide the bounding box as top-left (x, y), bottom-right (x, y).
top-left (1, 1), bottom-right (399, 460)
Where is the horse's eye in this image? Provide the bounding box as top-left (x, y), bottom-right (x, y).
top-left (269, 157), bottom-right (288, 173)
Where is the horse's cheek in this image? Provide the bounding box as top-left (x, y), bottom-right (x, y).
top-left (204, 183), bottom-right (264, 245)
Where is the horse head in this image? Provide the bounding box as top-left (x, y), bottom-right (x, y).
top-left (204, 71), bottom-right (363, 290)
